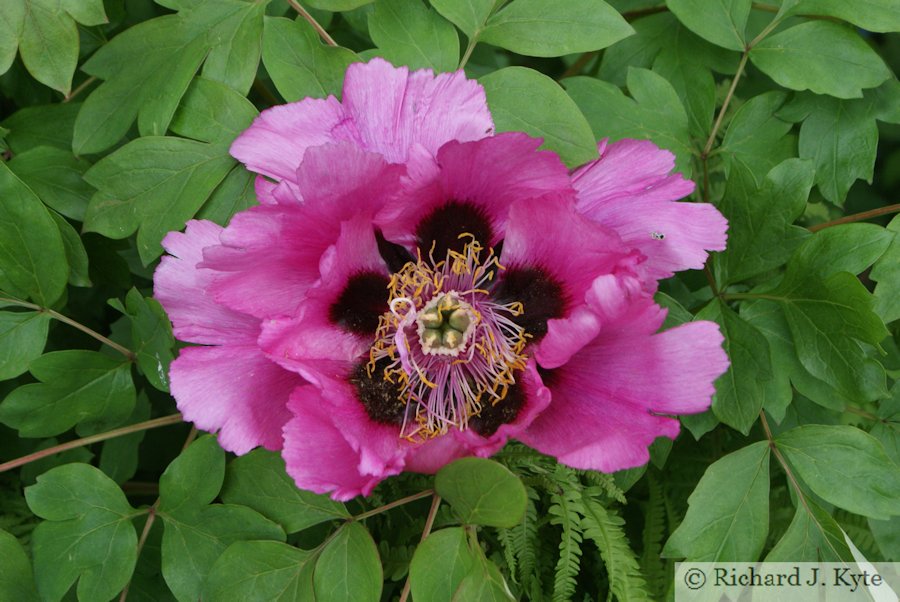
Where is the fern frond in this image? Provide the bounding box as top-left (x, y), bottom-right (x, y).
top-left (581, 487), bottom-right (651, 602)
top-left (548, 466), bottom-right (585, 602)
top-left (497, 524), bottom-right (519, 581)
top-left (640, 472), bottom-right (668, 598)
top-left (579, 470), bottom-right (626, 504)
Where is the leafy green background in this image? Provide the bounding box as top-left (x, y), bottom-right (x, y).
top-left (1, 0), bottom-right (899, 600)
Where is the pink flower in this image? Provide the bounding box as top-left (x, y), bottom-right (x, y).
top-left (154, 59), bottom-right (729, 500)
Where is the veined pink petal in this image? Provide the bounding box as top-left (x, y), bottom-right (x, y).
top-left (203, 144), bottom-right (403, 320)
top-left (454, 360), bottom-right (552, 457)
top-left (259, 215), bottom-right (390, 379)
top-left (520, 318), bottom-right (728, 472)
top-left (341, 57), bottom-right (493, 164)
top-left (378, 133), bottom-right (572, 249)
top-left (230, 96), bottom-right (347, 182)
top-left (572, 139), bottom-right (727, 280)
top-left (170, 344), bottom-right (302, 454)
top-left (283, 385), bottom-right (405, 501)
top-left (154, 220), bottom-right (258, 346)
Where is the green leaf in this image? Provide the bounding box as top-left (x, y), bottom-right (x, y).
top-left (565, 68), bottom-right (692, 174)
top-left (170, 77), bottom-right (259, 144)
top-left (159, 435), bottom-right (226, 516)
top-left (196, 166), bottom-right (257, 226)
top-left (770, 272), bottom-right (888, 403)
top-left (83, 136), bottom-right (234, 264)
top-left (8, 146), bottom-right (92, 222)
top-left (776, 425), bottom-right (900, 519)
top-left (18, 0), bottom-right (79, 94)
top-left (435, 457), bottom-right (527, 527)
top-left (369, 0), bottom-right (459, 72)
top-left (429, 0), bottom-right (494, 37)
top-left (99, 393), bottom-right (150, 484)
top-left (73, 0), bottom-right (268, 154)
top-left (307, 0), bottom-right (374, 9)
top-left (161, 504), bottom-right (287, 602)
top-left (480, 0), bottom-right (634, 57)
top-left (784, 93), bottom-right (879, 205)
top-left (741, 299), bottom-right (883, 411)
top-left (482, 67), bottom-right (597, 167)
top-left (452, 554), bottom-right (514, 601)
top-left (870, 515), bottom-right (900, 561)
top-left (0, 350), bottom-right (135, 437)
top-left (750, 22), bottom-right (891, 99)
top-left (204, 541), bottom-right (316, 601)
top-left (0, 162), bottom-right (68, 306)
top-left (663, 442), bottom-right (770, 560)
top-left (157, 437), bottom-right (286, 601)
top-left (314, 522), bottom-right (383, 602)
top-left (61, 0), bottom-right (108, 26)
top-left (410, 528), bottom-right (478, 602)
top-left (666, 0), bottom-right (749, 51)
top-left (0, 3), bottom-right (23, 76)
top-left (262, 17), bottom-right (358, 102)
top-left (25, 464), bottom-right (138, 602)
top-left (221, 449), bottom-right (350, 533)
top-left (786, 223), bottom-right (893, 279)
top-left (716, 158), bottom-right (813, 285)
top-left (871, 216), bottom-right (900, 323)
top-left (871, 384), bottom-right (900, 466)
top-left (766, 499), bottom-right (852, 562)
top-left (0, 529), bottom-right (39, 602)
top-left (114, 289), bottom-right (175, 392)
top-left (789, 0), bottom-right (900, 33)
top-left (50, 210), bottom-right (91, 287)
top-left (0, 309), bottom-right (49, 381)
top-left (697, 301), bottom-right (781, 434)
top-left (0, 102), bottom-right (80, 154)
top-left (719, 91), bottom-right (795, 189)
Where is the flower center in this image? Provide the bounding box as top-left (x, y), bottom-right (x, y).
top-left (417, 293), bottom-right (475, 355)
top-left (367, 237), bottom-right (529, 440)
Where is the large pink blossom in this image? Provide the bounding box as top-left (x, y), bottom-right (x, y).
top-left (154, 59), bottom-right (729, 500)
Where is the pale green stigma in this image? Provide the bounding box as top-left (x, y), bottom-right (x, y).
top-left (417, 292), bottom-right (477, 356)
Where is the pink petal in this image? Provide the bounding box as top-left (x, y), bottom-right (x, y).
top-left (520, 319), bottom-right (728, 472)
top-left (230, 96), bottom-right (347, 182)
top-left (378, 133), bottom-right (573, 249)
top-left (283, 380), bottom-right (408, 500)
top-left (403, 435), bottom-right (471, 474)
top-left (259, 216), bottom-right (389, 379)
top-left (154, 220), bottom-right (258, 346)
top-left (572, 139), bottom-right (727, 280)
top-left (341, 57), bottom-right (494, 164)
top-left (455, 360), bottom-right (552, 456)
top-left (170, 344), bottom-right (302, 454)
top-left (203, 145), bottom-right (402, 320)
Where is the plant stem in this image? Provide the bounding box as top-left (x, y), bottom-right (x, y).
top-left (0, 414), bottom-right (183, 473)
top-left (119, 501), bottom-right (159, 602)
top-left (353, 489), bottom-right (434, 521)
top-left (808, 203), bottom-right (900, 232)
top-left (0, 295), bottom-right (136, 361)
top-left (722, 292), bottom-right (783, 302)
top-left (759, 411), bottom-right (845, 559)
top-left (119, 426), bottom-right (196, 601)
top-left (702, 51), bottom-right (749, 157)
top-left (459, 33), bottom-right (480, 70)
top-left (287, 0), bottom-right (337, 47)
top-left (65, 76), bottom-right (97, 103)
top-left (560, 51), bottom-right (598, 79)
top-left (399, 494), bottom-right (442, 602)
